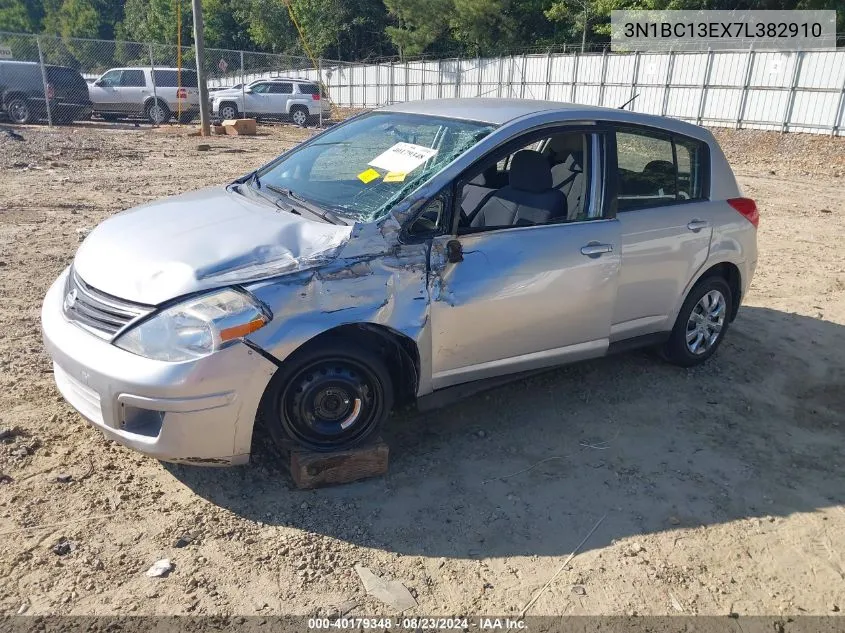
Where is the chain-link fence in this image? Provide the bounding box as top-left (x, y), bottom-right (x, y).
top-left (0, 31), bottom-right (335, 127)
top-left (1, 30), bottom-right (844, 135)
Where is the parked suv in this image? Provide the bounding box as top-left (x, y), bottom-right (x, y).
top-left (211, 78), bottom-right (330, 125)
top-left (0, 60), bottom-right (91, 124)
top-left (42, 99), bottom-right (758, 465)
top-left (88, 67), bottom-right (200, 124)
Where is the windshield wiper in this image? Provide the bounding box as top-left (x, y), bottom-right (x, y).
top-left (264, 184), bottom-right (349, 226)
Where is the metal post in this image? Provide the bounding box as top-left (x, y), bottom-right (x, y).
top-left (36, 37), bottom-right (52, 127)
top-left (570, 51), bottom-right (580, 102)
top-left (598, 48), bottom-right (609, 107)
top-left (544, 50), bottom-right (553, 101)
top-left (781, 51), bottom-right (803, 134)
top-left (520, 53), bottom-right (527, 99)
top-left (318, 57), bottom-right (323, 127)
top-left (497, 57), bottom-right (504, 98)
top-left (148, 44), bottom-right (159, 127)
top-left (437, 59), bottom-right (443, 99)
top-left (736, 45), bottom-right (756, 130)
top-left (191, 0), bottom-right (211, 135)
top-left (240, 50), bottom-right (245, 119)
top-left (476, 56), bottom-right (482, 97)
top-left (660, 50), bottom-right (675, 116)
top-left (507, 55), bottom-right (514, 98)
top-left (628, 51), bottom-right (640, 106)
top-left (389, 60), bottom-right (395, 104)
top-left (833, 59), bottom-right (845, 137)
top-left (454, 60), bottom-right (461, 99)
top-left (405, 60), bottom-right (409, 102)
top-left (696, 49), bottom-right (714, 125)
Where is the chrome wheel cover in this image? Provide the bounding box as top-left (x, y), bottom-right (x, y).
top-left (686, 289), bottom-right (726, 354)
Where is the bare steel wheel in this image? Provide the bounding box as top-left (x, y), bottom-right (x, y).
top-left (145, 100), bottom-right (170, 124)
top-left (262, 339), bottom-right (393, 452)
top-left (662, 276), bottom-right (733, 367)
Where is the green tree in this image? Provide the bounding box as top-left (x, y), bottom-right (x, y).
top-left (0, 0), bottom-right (34, 32)
top-left (450, 0), bottom-right (512, 56)
top-left (384, 0), bottom-right (452, 59)
top-left (42, 0), bottom-right (100, 38)
top-left (119, 0), bottom-right (192, 45)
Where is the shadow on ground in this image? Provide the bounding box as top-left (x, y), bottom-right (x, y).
top-left (166, 306), bottom-right (845, 559)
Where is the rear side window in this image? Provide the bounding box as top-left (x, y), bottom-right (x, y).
top-left (120, 70), bottom-right (145, 87)
top-left (615, 128), bottom-right (707, 211)
top-left (152, 70), bottom-right (198, 87)
top-left (269, 83), bottom-right (293, 94)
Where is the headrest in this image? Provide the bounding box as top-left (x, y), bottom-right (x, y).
top-left (469, 164), bottom-right (499, 186)
top-left (548, 134), bottom-right (584, 159)
top-left (509, 150), bottom-right (553, 193)
top-left (643, 160), bottom-right (675, 175)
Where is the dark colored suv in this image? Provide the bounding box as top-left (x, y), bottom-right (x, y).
top-left (0, 60), bottom-right (92, 124)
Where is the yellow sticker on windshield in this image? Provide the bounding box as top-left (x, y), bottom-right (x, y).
top-left (357, 168), bottom-right (380, 184)
top-left (383, 171), bottom-right (407, 183)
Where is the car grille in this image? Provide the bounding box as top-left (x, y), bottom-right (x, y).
top-left (63, 269), bottom-right (153, 339)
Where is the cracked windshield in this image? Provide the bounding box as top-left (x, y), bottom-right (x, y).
top-left (255, 112), bottom-right (496, 222)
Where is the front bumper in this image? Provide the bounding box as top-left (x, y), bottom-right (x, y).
top-left (41, 270), bottom-right (277, 465)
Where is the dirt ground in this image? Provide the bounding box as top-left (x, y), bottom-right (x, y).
top-left (0, 119), bottom-right (843, 619)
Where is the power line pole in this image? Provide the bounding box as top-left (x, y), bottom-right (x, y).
top-left (191, 0), bottom-right (211, 136)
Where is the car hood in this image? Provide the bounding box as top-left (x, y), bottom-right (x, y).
top-left (212, 88), bottom-right (242, 98)
top-left (73, 186), bottom-right (353, 305)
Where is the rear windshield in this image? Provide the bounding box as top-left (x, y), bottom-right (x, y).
top-left (298, 83), bottom-right (327, 97)
top-left (153, 69), bottom-right (198, 87)
top-left (46, 66), bottom-right (88, 91)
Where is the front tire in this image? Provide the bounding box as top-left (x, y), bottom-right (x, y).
top-left (662, 276), bottom-right (732, 367)
top-left (262, 340), bottom-right (393, 452)
top-left (218, 102), bottom-right (238, 120)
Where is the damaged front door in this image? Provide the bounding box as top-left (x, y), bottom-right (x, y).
top-left (427, 221), bottom-right (621, 389)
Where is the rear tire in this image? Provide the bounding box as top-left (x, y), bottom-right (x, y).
top-left (145, 100), bottom-right (170, 124)
top-left (261, 339), bottom-right (393, 452)
top-left (6, 97), bottom-right (31, 124)
top-left (662, 276), bottom-right (733, 367)
top-left (290, 106), bottom-right (308, 127)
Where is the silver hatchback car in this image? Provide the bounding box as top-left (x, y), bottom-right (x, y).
top-left (41, 98), bottom-right (758, 465)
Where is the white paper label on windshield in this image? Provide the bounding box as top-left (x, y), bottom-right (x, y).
top-left (368, 143), bottom-right (438, 175)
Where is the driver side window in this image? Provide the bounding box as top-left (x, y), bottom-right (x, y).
top-left (250, 83), bottom-right (270, 94)
top-left (99, 70), bottom-right (121, 87)
top-left (457, 130), bottom-right (595, 233)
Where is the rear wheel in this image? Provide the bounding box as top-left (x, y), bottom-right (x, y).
top-left (662, 276), bottom-right (732, 367)
top-left (145, 100), bottom-right (170, 124)
top-left (262, 340), bottom-right (393, 452)
top-left (7, 97), bottom-right (31, 124)
top-left (290, 106), bottom-right (308, 127)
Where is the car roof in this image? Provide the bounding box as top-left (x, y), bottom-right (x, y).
top-left (379, 98), bottom-right (708, 138)
top-left (250, 77), bottom-right (315, 84)
top-left (107, 67), bottom-right (195, 72)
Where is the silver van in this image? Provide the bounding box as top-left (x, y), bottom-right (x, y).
top-left (41, 99), bottom-right (758, 465)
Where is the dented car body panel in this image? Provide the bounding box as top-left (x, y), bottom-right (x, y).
top-left (41, 98), bottom-right (758, 464)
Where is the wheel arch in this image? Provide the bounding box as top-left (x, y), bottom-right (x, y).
top-left (257, 322), bottom-right (421, 409)
top-left (682, 261), bottom-right (743, 322)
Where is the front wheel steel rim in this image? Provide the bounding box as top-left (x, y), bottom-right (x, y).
top-left (220, 105), bottom-right (236, 119)
top-left (686, 289), bottom-right (726, 354)
top-left (281, 358), bottom-right (381, 448)
top-left (292, 110), bottom-right (306, 125)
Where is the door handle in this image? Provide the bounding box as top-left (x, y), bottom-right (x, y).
top-left (446, 239), bottom-right (463, 263)
top-left (580, 243), bottom-right (613, 257)
top-left (687, 219), bottom-right (709, 232)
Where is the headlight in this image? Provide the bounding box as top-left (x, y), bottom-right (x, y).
top-left (115, 288), bottom-right (270, 362)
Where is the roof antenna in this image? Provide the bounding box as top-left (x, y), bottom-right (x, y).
top-left (619, 93), bottom-right (639, 110)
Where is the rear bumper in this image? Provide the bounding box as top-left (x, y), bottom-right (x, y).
top-left (41, 269), bottom-right (278, 465)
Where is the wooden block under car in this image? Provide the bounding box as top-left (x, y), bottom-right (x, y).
top-left (288, 438), bottom-right (389, 489)
top-left (222, 118), bottom-right (257, 136)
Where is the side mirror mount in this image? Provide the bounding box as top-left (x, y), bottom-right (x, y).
top-left (244, 86), bottom-right (253, 94)
top-left (446, 239), bottom-right (463, 264)
top-left (94, 79), bottom-right (105, 87)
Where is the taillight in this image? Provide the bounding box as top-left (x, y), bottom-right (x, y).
top-left (311, 93), bottom-right (320, 101)
top-left (47, 83), bottom-right (55, 99)
top-left (728, 197), bottom-right (759, 228)
top-left (177, 87), bottom-right (187, 99)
